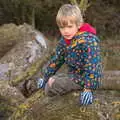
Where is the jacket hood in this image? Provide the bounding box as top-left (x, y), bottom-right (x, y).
top-left (79, 23), bottom-right (96, 35)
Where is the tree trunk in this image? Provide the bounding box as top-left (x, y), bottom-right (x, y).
top-left (31, 8), bottom-right (35, 28)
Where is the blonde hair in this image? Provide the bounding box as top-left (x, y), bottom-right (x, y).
top-left (56, 4), bottom-right (84, 27)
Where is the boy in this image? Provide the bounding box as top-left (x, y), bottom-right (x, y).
top-left (35, 4), bottom-right (102, 105)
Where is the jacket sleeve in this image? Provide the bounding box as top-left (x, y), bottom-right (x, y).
top-left (79, 39), bottom-right (102, 89)
top-left (43, 42), bottom-right (65, 83)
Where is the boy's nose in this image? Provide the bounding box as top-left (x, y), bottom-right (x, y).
top-left (64, 27), bottom-right (69, 33)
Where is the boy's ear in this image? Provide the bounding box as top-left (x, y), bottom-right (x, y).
top-left (77, 25), bottom-right (80, 29)
top-left (78, 22), bottom-right (83, 28)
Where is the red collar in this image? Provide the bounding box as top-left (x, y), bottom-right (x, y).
top-left (64, 39), bottom-right (71, 45)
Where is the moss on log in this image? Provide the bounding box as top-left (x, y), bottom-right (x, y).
top-left (9, 53), bottom-right (51, 87)
top-left (9, 90), bottom-right (44, 120)
top-left (9, 90), bottom-right (120, 120)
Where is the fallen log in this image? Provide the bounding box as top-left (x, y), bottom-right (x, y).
top-left (0, 23), bottom-right (49, 82)
top-left (100, 71), bottom-right (120, 90)
top-left (8, 89), bottom-right (120, 120)
top-left (0, 80), bottom-right (25, 120)
top-left (0, 81), bottom-right (25, 103)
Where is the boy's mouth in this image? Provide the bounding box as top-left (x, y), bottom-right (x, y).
top-left (64, 35), bottom-right (71, 37)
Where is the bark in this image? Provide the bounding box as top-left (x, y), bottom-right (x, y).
top-left (100, 71), bottom-right (120, 90)
top-left (0, 23), bottom-right (49, 82)
top-left (9, 89), bottom-right (120, 120)
top-left (0, 81), bottom-right (25, 104)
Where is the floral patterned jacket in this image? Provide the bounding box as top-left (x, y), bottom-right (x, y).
top-left (43, 31), bottom-right (102, 89)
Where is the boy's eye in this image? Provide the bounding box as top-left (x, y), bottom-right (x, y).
top-left (59, 26), bottom-right (64, 29)
top-left (59, 25), bottom-right (73, 29)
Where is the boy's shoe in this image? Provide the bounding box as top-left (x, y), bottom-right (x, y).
top-left (24, 78), bottom-right (38, 96)
top-left (23, 78), bottom-right (46, 96)
top-left (17, 78), bottom-right (38, 97)
top-left (80, 91), bottom-right (93, 105)
top-left (18, 77), bottom-right (45, 97)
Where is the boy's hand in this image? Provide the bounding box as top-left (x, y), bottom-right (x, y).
top-left (48, 77), bottom-right (55, 87)
top-left (37, 78), bottom-right (46, 89)
top-left (80, 89), bottom-right (93, 105)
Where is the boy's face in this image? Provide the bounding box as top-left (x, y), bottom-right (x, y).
top-left (59, 21), bottom-right (79, 40)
